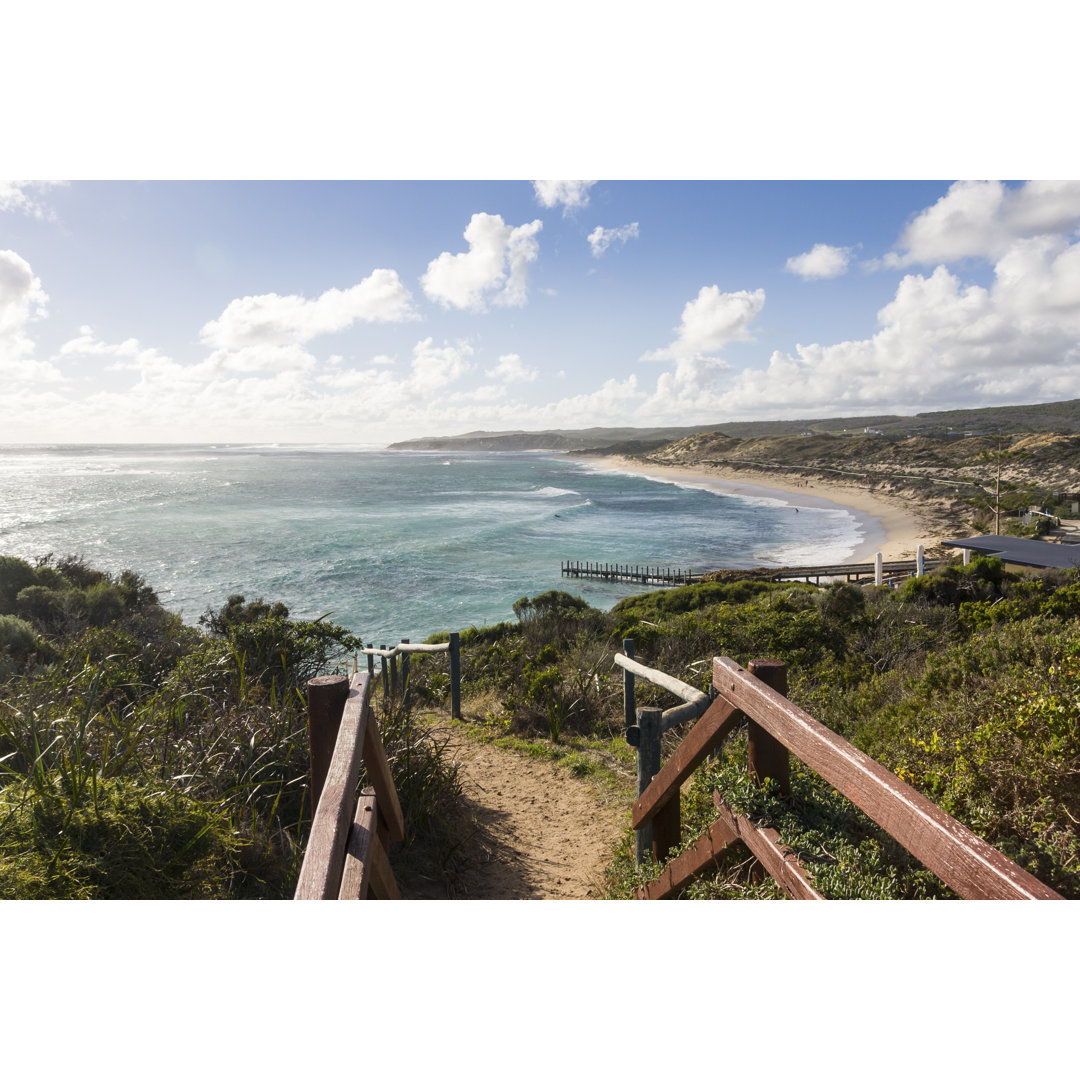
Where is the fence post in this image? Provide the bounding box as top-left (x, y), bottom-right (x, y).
top-left (389, 646), bottom-right (398, 702)
top-left (875, 552), bottom-right (883, 586)
top-left (449, 631), bottom-right (461, 720)
top-left (401, 638), bottom-right (410, 711)
top-left (747, 658), bottom-right (791, 797)
top-left (623, 638), bottom-right (635, 739)
top-left (306, 674), bottom-right (350, 817)
top-left (380, 645), bottom-right (389, 702)
top-left (367, 651), bottom-right (374, 677)
top-left (635, 706), bottom-right (663, 866)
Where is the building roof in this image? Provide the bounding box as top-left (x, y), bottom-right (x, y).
top-left (942, 534), bottom-right (1080, 570)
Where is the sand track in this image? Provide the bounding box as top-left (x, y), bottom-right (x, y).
top-left (449, 736), bottom-right (627, 900)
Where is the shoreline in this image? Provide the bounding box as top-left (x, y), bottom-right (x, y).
top-left (570, 454), bottom-right (966, 565)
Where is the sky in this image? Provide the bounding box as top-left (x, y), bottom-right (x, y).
top-left (4, 177), bottom-right (1080, 445)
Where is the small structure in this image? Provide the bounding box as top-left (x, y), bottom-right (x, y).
top-left (942, 534), bottom-right (1080, 571)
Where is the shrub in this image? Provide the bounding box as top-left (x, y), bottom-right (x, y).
top-left (0, 614), bottom-right (37, 664)
top-left (0, 776), bottom-right (236, 900)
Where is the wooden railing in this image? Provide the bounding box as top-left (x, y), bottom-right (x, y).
top-left (293, 671), bottom-right (405, 899)
top-left (620, 649), bottom-right (1063, 900)
top-left (360, 633), bottom-right (461, 719)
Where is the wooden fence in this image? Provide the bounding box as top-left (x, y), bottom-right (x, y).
top-left (360, 633), bottom-right (461, 719)
top-left (617, 646), bottom-right (1062, 900)
top-left (294, 671), bottom-right (404, 899)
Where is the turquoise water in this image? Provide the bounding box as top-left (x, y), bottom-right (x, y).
top-left (0, 445), bottom-right (866, 642)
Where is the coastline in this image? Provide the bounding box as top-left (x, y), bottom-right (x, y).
top-left (570, 454), bottom-right (966, 565)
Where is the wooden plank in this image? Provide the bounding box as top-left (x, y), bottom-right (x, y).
top-left (652, 795), bottom-right (681, 864)
top-left (636, 814), bottom-right (740, 899)
top-left (614, 653), bottom-right (707, 705)
top-left (366, 824), bottom-right (401, 901)
top-left (712, 657), bottom-right (1063, 900)
top-left (746, 659), bottom-right (791, 797)
top-left (294, 672), bottom-right (374, 899)
top-left (712, 793), bottom-right (824, 900)
top-left (338, 792), bottom-right (377, 899)
top-left (633, 695), bottom-right (740, 829)
top-left (360, 701), bottom-right (405, 843)
top-left (338, 790), bottom-right (401, 900)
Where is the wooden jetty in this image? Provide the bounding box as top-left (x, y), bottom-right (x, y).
top-left (562, 557), bottom-right (946, 587)
top-left (561, 561), bottom-right (696, 586)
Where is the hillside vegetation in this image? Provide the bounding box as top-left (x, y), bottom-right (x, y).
top-left (4, 551), bottom-right (1078, 899)
top-left (0, 555), bottom-right (462, 899)
top-left (421, 563), bottom-right (1080, 899)
top-left (388, 398), bottom-right (1080, 452)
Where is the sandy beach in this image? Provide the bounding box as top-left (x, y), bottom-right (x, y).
top-left (575, 455), bottom-right (967, 565)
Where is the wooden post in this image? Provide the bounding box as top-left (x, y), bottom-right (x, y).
top-left (380, 646), bottom-right (389, 702)
top-left (747, 659), bottom-right (791, 797)
top-left (389, 647), bottom-right (398, 702)
top-left (306, 674), bottom-right (350, 817)
top-left (367, 651), bottom-right (374, 677)
top-left (400, 638), bottom-right (410, 710)
top-left (916, 544), bottom-right (925, 577)
top-left (449, 631), bottom-right (461, 720)
top-left (875, 552), bottom-right (883, 586)
top-left (636, 706), bottom-right (663, 866)
top-left (623, 638), bottom-right (636, 739)
top-left (963, 547), bottom-right (971, 565)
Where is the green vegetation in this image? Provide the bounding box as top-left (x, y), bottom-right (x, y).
top-left (0, 555), bottom-right (462, 899)
top-left (5, 545), bottom-right (1078, 900)
top-left (412, 558), bottom-right (1080, 899)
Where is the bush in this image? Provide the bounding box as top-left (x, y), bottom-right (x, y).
top-left (0, 776), bottom-right (236, 900)
top-left (0, 614), bottom-right (37, 664)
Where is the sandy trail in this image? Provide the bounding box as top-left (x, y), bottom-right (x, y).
top-left (447, 735), bottom-right (628, 900)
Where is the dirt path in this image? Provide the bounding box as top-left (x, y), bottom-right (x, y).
top-left (448, 735), bottom-right (628, 899)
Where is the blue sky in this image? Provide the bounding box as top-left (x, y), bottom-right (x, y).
top-left (4, 178), bottom-right (1079, 445)
top-left (3, 5), bottom-right (1078, 447)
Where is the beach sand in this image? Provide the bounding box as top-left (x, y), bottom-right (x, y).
top-left (575, 455), bottom-right (967, 565)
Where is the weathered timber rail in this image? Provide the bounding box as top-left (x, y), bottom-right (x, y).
top-left (617, 646), bottom-right (1062, 900)
top-left (563, 555), bottom-right (946, 588)
top-left (359, 633), bottom-right (461, 719)
top-left (294, 671), bottom-right (404, 900)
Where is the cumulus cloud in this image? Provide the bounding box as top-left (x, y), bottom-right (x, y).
top-left (588, 222), bottom-right (640, 257)
top-left (200, 269), bottom-right (417, 349)
top-left (785, 243), bottom-right (854, 279)
top-left (0, 249), bottom-right (59, 383)
top-left (421, 213), bottom-right (542, 311)
top-left (883, 179), bottom-right (1080, 268)
top-left (532, 181), bottom-right (596, 213)
top-left (486, 353), bottom-right (537, 382)
top-left (643, 285), bottom-right (765, 364)
top-left (0, 181), bottom-right (66, 220)
top-left (408, 337), bottom-right (474, 390)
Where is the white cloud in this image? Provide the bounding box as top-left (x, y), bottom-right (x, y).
top-left (408, 337), bottom-right (474, 390)
top-left (588, 222), bottom-right (640, 257)
top-left (0, 181), bottom-right (66, 220)
top-left (0, 249), bottom-right (59, 383)
top-left (532, 181), bottom-right (596, 213)
top-left (421, 213), bottom-right (542, 311)
top-left (785, 243), bottom-right (853, 279)
top-left (883, 179), bottom-right (1080, 268)
top-left (200, 268), bottom-right (417, 348)
top-left (486, 353), bottom-right (537, 382)
top-left (643, 285), bottom-right (765, 364)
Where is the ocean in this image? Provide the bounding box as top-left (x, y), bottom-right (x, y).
top-left (0, 445), bottom-right (868, 642)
